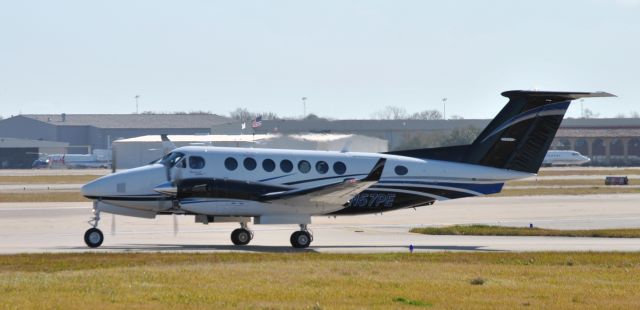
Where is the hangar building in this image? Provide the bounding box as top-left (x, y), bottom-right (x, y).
top-left (214, 118), bottom-right (640, 166)
top-left (0, 138), bottom-right (68, 169)
top-left (0, 113), bottom-right (235, 152)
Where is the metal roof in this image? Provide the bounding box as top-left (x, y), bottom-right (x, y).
top-left (19, 114), bottom-right (235, 129)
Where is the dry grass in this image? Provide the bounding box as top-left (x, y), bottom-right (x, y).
top-left (411, 225), bottom-right (640, 238)
top-left (506, 179), bottom-right (632, 187)
top-left (0, 192), bottom-right (89, 202)
top-left (0, 175), bottom-right (101, 184)
top-left (538, 168), bottom-right (640, 177)
top-left (495, 186), bottom-right (640, 197)
top-left (0, 252), bottom-right (639, 309)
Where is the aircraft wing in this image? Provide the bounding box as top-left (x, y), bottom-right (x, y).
top-left (260, 158), bottom-right (386, 206)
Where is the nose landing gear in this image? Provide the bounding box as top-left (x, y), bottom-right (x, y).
top-left (290, 224), bottom-right (313, 249)
top-left (84, 210), bottom-right (104, 248)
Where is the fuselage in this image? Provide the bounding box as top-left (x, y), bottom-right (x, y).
top-left (543, 150), bottom-right (590, 166)
top-left (82, 146), bottom-right (533, 217)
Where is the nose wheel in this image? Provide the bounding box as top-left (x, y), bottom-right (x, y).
top-left (84, 210), bottom-right (104, 248)
top-left (84, 227), bottom-right (104, 248)
top-left (290, 224), bottom-right (313, 248)
top-left (231, 223), bottom-right (253, 246)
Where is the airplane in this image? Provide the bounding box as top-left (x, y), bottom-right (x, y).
top-left (80, 90), bottom-right (615, 249)
top-left (542, 150), bottom-right (590, 166)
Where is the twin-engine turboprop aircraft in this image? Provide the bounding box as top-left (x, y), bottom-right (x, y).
top-left (81, 90), bottom-right (614, 248)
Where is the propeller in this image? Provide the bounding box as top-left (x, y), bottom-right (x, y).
top-left (173, 214), bottom-right (179, 236)
top-left (111, 214), bottom-right (116, 236)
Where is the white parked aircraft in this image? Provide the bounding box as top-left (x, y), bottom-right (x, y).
top-left (81, 90), bottom-right (614, 248)
top-left (543, 150), bottom-right (590, 166)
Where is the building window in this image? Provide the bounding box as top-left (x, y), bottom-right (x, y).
top-left (394, 165), bottom-right (408, 176)
top-left (224, 157), bottom-right (238, 171)
top-left (298, 160), bottom-right (311, 173)
top-left (189, 156), bottom-right (206, 169)
top-left (333, 161), bottom-right (346, 175)
top-left (280, 159), bottom-right (293, 173)
top-left (243, 157), bottom-right (257, 171)
top-left (262, 159), bottom-right (276, 172)
top-left (316, 161), bottom-right (329, 174)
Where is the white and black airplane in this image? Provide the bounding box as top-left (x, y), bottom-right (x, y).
top-left (543, 150), bottom-right (590, 166)
top-left (81, 90), bottom-right (614, 248)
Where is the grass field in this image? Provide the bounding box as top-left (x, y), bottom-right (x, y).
top-left (0, 192), bottom-right (89, 202)
top-left (537, 168), bottom-right (640, 177)
top-left (506, 178), bottom-right (634, 187)
top-left (411, 225), bottom-right (640, 238)
top-left (0, 252), bottom-right (639, 308)
top-left (495, 186), bottom-right (639, 196)
top-left (0, 175), bottom-right (101, 185)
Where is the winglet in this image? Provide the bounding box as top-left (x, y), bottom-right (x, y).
top-left (362, 158), bottom-right (386, 182)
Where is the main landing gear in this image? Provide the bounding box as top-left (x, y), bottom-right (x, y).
top-left (84, 210), bottom-right (104, 248)
top-left (230, 222), bottom-right (253, 246)
top-left (290, 224), bottom-right (313, 249)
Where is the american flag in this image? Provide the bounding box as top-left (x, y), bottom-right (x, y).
top-left (252, 115), bottom-right (262, 129)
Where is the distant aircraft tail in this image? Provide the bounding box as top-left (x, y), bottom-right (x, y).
top-left (388, 90), bottom-right (615, 174)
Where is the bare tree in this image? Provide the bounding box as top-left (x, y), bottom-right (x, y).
top-left (583, 108), bottom-right (600, 119)
top-left (229, 108), bottom-right (280, 121)
top-left (373, 106), bottom-right (408, 119)
top-left (409, 110), bottom-right (443, 120)
top-left (630, 111), bottom-right (640, 118)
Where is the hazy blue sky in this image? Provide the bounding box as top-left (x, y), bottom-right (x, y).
top-left (0, 0), bottom-right (638, 119)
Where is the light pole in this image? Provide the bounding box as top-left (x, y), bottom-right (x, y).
top-left (135, 95), bottom-right (140, 114)
top-left (302, 97), bottom-right (307, 117)
top-left (442, 97), bottom-right (447, 120)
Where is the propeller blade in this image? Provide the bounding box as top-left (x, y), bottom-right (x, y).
top-left (111, 214), bottom-right (116, 236)
top-left (173, 214), bottom-right (179, 236)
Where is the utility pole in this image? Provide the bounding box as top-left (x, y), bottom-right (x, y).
top-left (302, 97), bottom-right (307, 117)
top-left (442, 97), bottom-right (447, 120)
top-left (135, 95), bottom-right (140, 114)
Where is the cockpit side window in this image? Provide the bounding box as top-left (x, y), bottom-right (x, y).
top-left (160, 152), bottom-right (185, 168)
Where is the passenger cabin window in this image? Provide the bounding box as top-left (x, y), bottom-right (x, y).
top-left (244, 157), bottom-right (257, 171)
top-left (280, 159), bottom-right (293, 172)
top-left (189, 156), bottom-right (205, 169)
top-left (333, 161), bottom-right (346, 175)
top-left (224, 157), bottom-right (238, 171)
top-left (316, 161), bottom-right (329, 174)
top-left (298, 160), bottom-right (311, 173)
top-left (394, 165), bottom-right (408, 176)
top-left (262, 159), bottom-right (276, 172)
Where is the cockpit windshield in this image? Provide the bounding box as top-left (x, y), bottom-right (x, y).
top-left (160, 152), bottom-right (185, 168)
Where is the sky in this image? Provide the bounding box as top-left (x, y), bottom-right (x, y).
top-left (0, 0), bottom-right (638, 120)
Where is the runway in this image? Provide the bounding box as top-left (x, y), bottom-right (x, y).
top-left (1, 194), bottom-right (640, 253)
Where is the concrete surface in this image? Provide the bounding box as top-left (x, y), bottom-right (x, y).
top-left (1, 194), bottom-right (640, 253)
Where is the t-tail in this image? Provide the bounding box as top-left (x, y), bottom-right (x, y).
top-left (388, 90), bottom-right (615, 174)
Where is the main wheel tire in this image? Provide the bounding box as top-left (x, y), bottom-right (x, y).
top-left (84, 228), bottom-right (104, 248)
top-left (290, 231), bottom-right (311, 249)
top-left (231, 228), bottom-right (252, 246)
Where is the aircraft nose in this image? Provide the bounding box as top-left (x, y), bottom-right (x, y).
top-left (81, 178), bottom-right (102, 197)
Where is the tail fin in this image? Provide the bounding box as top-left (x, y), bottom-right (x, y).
top-left (161, 134), bottom-right (177, 155)
top-left (388, 90), bottom-right (615, 174)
